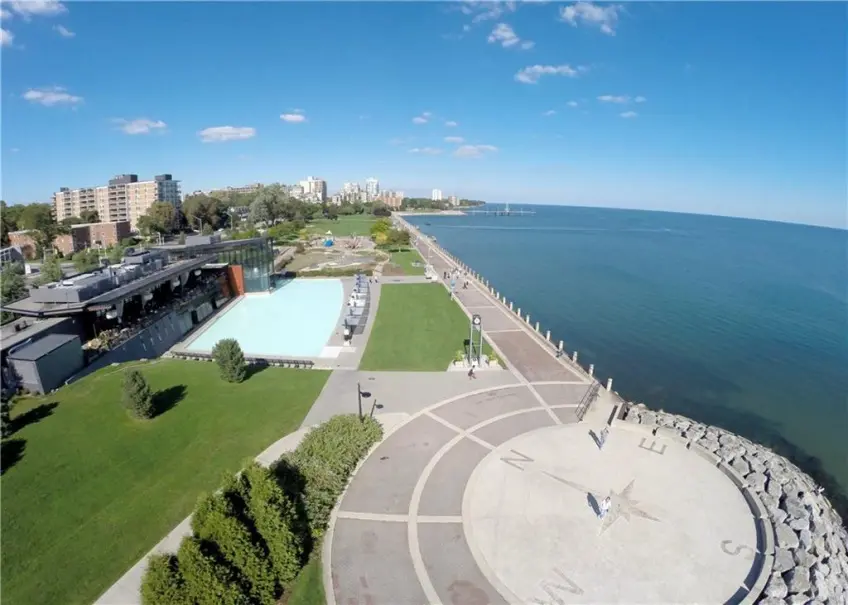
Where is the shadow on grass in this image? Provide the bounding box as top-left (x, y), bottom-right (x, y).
top-left (152, 385), bottom-right (187, 418)
top-left (1, 438), bottom-right (26, 475)
top-left (246, 363), bottom-right (269, 380)
top-left (10, 402), bottom-right (58, 435)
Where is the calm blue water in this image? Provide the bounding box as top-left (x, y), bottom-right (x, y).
top-left (407, 206), bottom-right (848, 511)
top-left (187, 278), bottom-right (343, 357)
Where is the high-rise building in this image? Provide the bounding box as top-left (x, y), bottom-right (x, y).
top-left (431, 189), bottom-right (443, 202)
top-left (53, 174), bottom-right (180, 230)
top-left (298, 176), bottom-right (327, 202)
top-left (365, 177), bottom-right (380, 201)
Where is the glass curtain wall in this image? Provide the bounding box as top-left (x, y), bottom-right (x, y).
top-left (215, 240), bottom-right (273, 293)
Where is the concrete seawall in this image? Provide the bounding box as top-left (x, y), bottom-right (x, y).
top-left (396, 214), bottom-right (848, 604)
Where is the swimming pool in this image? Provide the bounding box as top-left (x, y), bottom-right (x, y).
top-left (186, 278), bottom-right (344, 357)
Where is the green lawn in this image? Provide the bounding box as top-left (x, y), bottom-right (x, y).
top-left (0, 360), bottom-right (328, 605)
top-left (359, 283), bottom-right (493, 371)
top-left (285, 553), bottom-right (325, 605)
top-left (308, 216), bottom-right (377, 237)
top-left (386, 249), bottom-right (427, 276)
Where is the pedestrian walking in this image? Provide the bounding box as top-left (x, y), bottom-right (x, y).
top-left (599, 496), bottom-right (611, 520)
top-left (467, 362), bottom-right (477, 380)
top-left (599, 427), bottom-right (609, 450)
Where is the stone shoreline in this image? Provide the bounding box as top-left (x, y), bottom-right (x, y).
top-left (622, 403), bottom-right (848, 604)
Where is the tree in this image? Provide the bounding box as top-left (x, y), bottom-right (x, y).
top-left (248, 196), bottom-right (271, 225)
top-left (18, 203), bottom-right (65, 254)
top-left (107, 245), bottom-right (124, 265)
top-left (1, 263), bottom-right (27, 323)
top-left (192, 490), bottom-right (278, 605)
top-left (212, 339), bottom-right (246, 383)
top-left (61, 217), bottom-right (85, 227)
top-left (72, 249), bottom-right (100, 273)
top-left (372, 204), bottom-right (391, 217)
top-left (138, 202), bottom-right (177, 235)
top-left (177, 537), bottom-right (252, 605)
top-left (141, 554), bottom-right (191, 605)
top-left (37, 254), bottom-right (63, 285)
top-left (80, 209), bottom-right (100, 223)
top-left (369, 218), bottom-right (392, 239)
top-left (122, 369), bottom-right (154, 419)
top-left (183, 194), bottom-right (223, 231)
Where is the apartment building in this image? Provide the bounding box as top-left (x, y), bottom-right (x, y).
top-left (297, 176), bottom-right (327, 203)
top-left (365, 178), bottom-right (380, 201)
top-left (70, 221), bottom-right (132, 252)
top-left (431, 189), bottom-right (443, 202)
top-left (53, 174), bottom-right (180, 230)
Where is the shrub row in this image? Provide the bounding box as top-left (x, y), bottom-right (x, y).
top-left (141, 414), bottom-right (383, 605)
top-left (282, 267), bottom-right (375, 278)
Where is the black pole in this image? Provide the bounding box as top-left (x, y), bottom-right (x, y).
top-left (357, 382), bottom-right (362, 420)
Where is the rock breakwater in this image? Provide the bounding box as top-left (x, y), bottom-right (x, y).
top-left (623, 403), bottom-right (848, 604)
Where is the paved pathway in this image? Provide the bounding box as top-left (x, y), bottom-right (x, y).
top-left (326, 219), bottom-right (768, 605)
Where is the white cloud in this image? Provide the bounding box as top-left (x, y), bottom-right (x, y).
top-left (559, 2), bottom-right (622, 36)
top-left (445, 120), bottom-right (458, 127)
top-left (515, 64), bottom-right (587, 84)
top-left (567, 100), bottom-right (579, 107)
top-left (280, 113), bottom-right (306, 123)
top-left (598, 94), bottom-right (630, 104)
top-left (53, 24), bottom-right (73, 37)
top-left (1, 8), bottom-right (12, 20)
top-left (444, 136), bottom-right (465, 143)
top-left (543, 109), bottom-right (557, 116)
top-left (408, 147), bottom-right (443, 155)
top-left (620, 111), bottom-right (638, 118)
top-left (412, 111), bottom-right (432, 124)
top-left (487, 23), bottom-right (533, 49)
top-left (113, 118), bottom-right (167, 135)
top-left (22, 86), bottom-right (82, 106)
top-left (634, 95), bottom-right (646, 103)
top-left (462, 1), bottom-right (518, 25)
top-left (454, 144), bottom-right (498, 158)
top-left (198, 126), bottom-right (256, 143)
top-left (7, 0), bottom-right (67, 19)
top-left (0, 27), bottom-right (13, 46)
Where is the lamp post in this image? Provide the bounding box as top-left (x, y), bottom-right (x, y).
top-left (195, 217), bottom-right (203, 233)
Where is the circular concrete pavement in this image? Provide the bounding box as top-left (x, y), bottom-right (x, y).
top-left (327, 384), bottom-right (768, 605)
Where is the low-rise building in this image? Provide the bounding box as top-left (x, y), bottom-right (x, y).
top-left (70, 221), bottom-right (132, 252)
top-left (8, 230), bottom-right (74, 259)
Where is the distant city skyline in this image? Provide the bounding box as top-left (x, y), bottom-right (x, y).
top-left (1, 1), bottom-right (845, 228)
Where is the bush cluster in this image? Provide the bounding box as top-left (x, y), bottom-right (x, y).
top-left (284, 267), bottom-right (374, 278)
top-left (141, 414), bottom-right (383, 605)
top-left (212, 339), bottom-right (247, 384)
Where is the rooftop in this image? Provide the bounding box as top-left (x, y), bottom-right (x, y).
top-left (8, 333), bottom-right (79, 361)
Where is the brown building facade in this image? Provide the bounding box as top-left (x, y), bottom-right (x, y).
top-left (70, 221), bottom-right (131, 252)
top-left (8, 231), bottom-right (74, 259)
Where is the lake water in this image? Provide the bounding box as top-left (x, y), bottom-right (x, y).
top-left (406, 206), bottom-right (848, 513)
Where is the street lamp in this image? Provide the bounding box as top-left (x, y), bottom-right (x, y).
top-left (195, 217), bottom-right (203, 233)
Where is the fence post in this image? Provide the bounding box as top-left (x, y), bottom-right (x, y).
top-left (589, 364), bottom-right (594, 377)
top-left (526, 314), bottom-right (531, 324)
top-left (558, 340), bottom-right (564, 353)
top-left (509, 301), bottom-right (514, 311)
top-left (606, 378), bottom-right (613, 391)
top-left (572, 351), bottom-right (578, 362)
top-left (546, 330), bottom-right (551, 341)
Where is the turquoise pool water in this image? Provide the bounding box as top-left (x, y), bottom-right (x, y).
top-left (187, 278), bottom-right (344, 357)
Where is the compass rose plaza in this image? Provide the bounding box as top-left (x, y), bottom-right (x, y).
top-left (323, 220), bottom-right (788, 605)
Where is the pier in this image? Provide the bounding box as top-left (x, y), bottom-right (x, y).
top-left (462, 202), bottom-right (535, 216)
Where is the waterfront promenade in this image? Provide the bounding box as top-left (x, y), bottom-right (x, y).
top-left (322, 218), bottom-right (829, 604)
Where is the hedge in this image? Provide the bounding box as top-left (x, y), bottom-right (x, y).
top-left (282, 267), bottom-right (374, 278)
top-left (141, 414), bottom-right (383, 605)
top-left (275, 415), bottom-right (383, 539)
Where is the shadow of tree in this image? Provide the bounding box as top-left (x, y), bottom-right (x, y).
top-left (10, 402), bottom-right (58, 435)
top-left (272, 457), bottom-right (314, 566)
top-left (245, 362), bottom-right (268, 380)
top-left (152, 385), bottom-right (186, 418)
top-left (1, 438), bottom-right (26, 475)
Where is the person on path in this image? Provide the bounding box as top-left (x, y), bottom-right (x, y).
top-left (599, 496), bottom-right (611, 520)
top-left (467, 362), bottom-right (477, 380)
top-left (599, 426), bottom-right (609, 450)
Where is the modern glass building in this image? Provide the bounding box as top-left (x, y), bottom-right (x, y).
top-left (154, 235), bottom-right (274, 293)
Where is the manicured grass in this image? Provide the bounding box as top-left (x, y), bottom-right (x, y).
top-left (387, 249), bottom-right (427, 276)
top-left (359, 283), bottom-right (493, 371)
top-left (284, 553), bottom-right (326, 605)
top-left (0, 360), bottom-right (329, 605)
top-left (308, 216), bottom-right (377, 237)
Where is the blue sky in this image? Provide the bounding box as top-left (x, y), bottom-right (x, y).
top-left (1, 1), bottom-right (845, 228)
